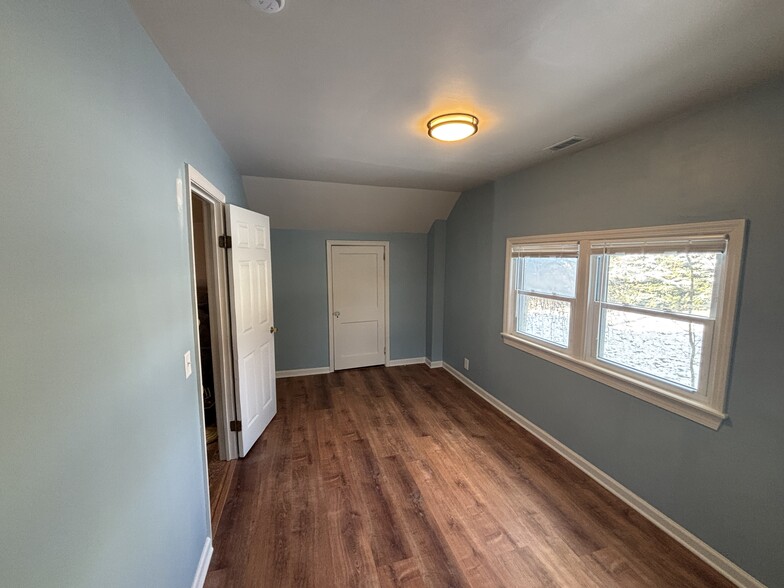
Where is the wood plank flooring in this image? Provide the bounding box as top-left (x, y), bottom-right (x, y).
top-left (207, 437), bottom-right (237, 535)
top-left (206, 365), bottom-right (733, 587)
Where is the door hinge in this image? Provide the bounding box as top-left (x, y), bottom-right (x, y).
top-left (230, 420), bottom-right (242, 432)
top-left (218, 235), bottom-right (232, 249)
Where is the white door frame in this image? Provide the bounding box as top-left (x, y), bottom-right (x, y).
top-left (185, 165), bottom-right (239, 465)
top-left (326, 240), bottom-right (390, 372)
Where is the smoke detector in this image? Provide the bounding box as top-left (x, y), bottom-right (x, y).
top-left (249, 0), bottom-right (285, 13)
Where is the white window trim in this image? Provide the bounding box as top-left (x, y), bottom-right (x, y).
top-left (502, 219), bottom-right (746, 430)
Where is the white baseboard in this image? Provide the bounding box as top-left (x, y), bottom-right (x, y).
top-left (191, 537), bottom-right (213, 588)
top-left (425, 358), bottom-right (444, 368)
top-left (441, 362), bottom-right (764, 588)
top-left (277, 360), bottom-right (429, 376)
top-left (276, 366), bottom-right (330, 378)
top-left (386, 357), bottom-right (426, 367)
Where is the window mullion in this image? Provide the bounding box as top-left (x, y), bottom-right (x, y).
top-left (571, 240), bottom-right (592, 359)
top-left (697, 319), bottom-right (716, 398)
top-left (593, 254), bottom-right (610, 361)
top-left (584, 253), bottom-right (610, 363)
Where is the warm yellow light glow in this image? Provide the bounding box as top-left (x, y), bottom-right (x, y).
top-left (427, 113), bottom-right (479, 142)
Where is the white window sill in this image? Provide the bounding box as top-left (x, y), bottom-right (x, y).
top-left (500, 332), bottom-right (727, 430)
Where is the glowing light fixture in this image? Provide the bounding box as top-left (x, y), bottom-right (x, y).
top-left (427, 113), bottom-right (479, 142)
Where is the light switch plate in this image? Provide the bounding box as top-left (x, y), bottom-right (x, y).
top-left (176, 177), bottom-right (184, 212)
top-left (184, 350), bottom-right (193, 379)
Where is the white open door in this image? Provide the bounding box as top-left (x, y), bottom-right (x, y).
top-left (226, 204), bottom-right (277, 457)
top-left (329, 243), bottom-right (387, 371)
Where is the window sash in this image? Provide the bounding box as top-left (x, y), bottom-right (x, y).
top-left (592, 304), bottom-right (715, 396)
top-left (591, 248), bottom-right (725, 320)
top-left (514, 292), bottom-right (573, 349)
top-left (511, 250), bottom-right (579, 350)
top-left (512, 251), bottom-right (579, 301)
top-left (588, 250), bottom-right (717, 397)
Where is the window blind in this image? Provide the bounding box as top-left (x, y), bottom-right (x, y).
top-left (589, 235), bottom-right (727, 255)
top-left (510, 242), bottom-right (579, 258)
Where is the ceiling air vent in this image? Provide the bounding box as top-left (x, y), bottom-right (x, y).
top-left (546, 136), bottom-right (586, 152)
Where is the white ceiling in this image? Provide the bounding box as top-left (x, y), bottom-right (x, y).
top-left (243, 176), bottom-right (459, 233)
top-left (131, 0), bottom-right (784, 193)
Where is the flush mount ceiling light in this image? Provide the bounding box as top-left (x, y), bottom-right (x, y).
top-left (248, 0), bottom-right (285, 13)
top-left (427, 113), bottom-right (479, 142)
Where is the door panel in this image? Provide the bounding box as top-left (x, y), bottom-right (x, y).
top-left (227, 205), bottom-right (276, 457)
top-left (331, 245), bottom-right (386, 370)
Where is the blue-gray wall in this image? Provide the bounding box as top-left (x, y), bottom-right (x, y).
top-left (426, 220), bottom-right (447, 362)
top-left (443, 77), bottom-right (784, 586)
top-left (271, 230), bottom-right (427, 370)
top-left (0, 1), bottom-right (245, 586)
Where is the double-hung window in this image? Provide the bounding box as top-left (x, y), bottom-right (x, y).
top-left (502, 220), bottom-right (746, 429)
top-left (510, 242), bottom-right (579, 350)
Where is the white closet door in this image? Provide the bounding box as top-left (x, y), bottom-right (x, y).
top-left (226, 205), bottom-right (277, 457)
top-left (330, 245), bottom-right (386, 370)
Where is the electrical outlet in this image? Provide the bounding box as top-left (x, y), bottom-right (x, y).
top-left (184, 350), bottom-right (193, 379)
top-left (463, 357), bottom-right (470, 370)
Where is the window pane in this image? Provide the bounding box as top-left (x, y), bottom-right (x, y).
top-left (517, 294), bottom-right (571, 348)
top-left (604, 251), bottom-right (720, 317)
top-left (598, 309), bottom-right (704, 390)
top-left (518, 256), bottom-right (577, 298)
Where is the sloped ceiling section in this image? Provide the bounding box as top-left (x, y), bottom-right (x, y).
top-left (243, 176), bottom-right (460, 233)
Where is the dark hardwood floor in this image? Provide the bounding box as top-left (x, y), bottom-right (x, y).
top-left (207, 435), bottom-right (237, 536)
top-left (206, 365), bottom-right (732, 587)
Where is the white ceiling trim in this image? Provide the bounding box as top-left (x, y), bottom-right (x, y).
top-left (243, 176), bottom-right (459, 234)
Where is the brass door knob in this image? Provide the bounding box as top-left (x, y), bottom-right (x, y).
top-left (270, 326), bottom-right (278, 334)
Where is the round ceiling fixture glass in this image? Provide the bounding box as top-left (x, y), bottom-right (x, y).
top-left (427, 113), bottom-right (479, 142)
top-left (248, 0), bottom-right (285, 13)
